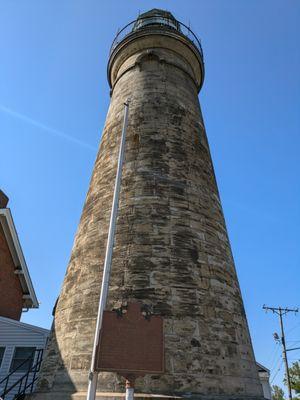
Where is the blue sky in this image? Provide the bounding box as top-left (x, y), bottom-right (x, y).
top-left (0, 0), bottom-right (299, 392)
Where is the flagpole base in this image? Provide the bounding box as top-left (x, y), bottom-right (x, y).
top-left (126, 378), bottom-right (135, 400)
top-left (86, 372), bottom-right (98, 400)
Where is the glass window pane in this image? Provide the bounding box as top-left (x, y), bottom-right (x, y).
top-left (0, 347), bottom-right (5, 367)
top-left (10, 347), bottom-right (36, 372)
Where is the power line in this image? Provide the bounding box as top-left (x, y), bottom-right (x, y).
top-left (271, 356), bottom-right (283, 376)
top-left (270, 353), bottom-right (283, 373)
top-left (269, 346), bottom-right (281, 371)
top-left (286, 322), bottom-right (300, 335)
top-left (271, 360), bottom-right (283, 384)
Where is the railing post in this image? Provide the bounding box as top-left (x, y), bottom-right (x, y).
top-left (4, 373), bottom-right (9, 396)
top-left (18, 376), bottom-right (23, 394)
top-left (30, 350), bottom-right (42, 393)
top-left (23, 366), bottom-right (30, 395)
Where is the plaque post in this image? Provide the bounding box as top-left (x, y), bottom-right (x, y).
top-left (125, 377), bottom-right (135, 400)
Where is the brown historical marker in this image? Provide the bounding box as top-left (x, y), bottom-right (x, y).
top-left (95, 302), bottom-right (164, 377)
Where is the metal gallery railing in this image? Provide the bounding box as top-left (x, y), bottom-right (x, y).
top-left (109, 14), bottom-right (204, 61)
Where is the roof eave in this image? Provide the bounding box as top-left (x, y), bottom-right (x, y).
top-left (0, 208), bottom-right (39, 309)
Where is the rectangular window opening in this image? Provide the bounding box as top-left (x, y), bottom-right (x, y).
top-left (0, 347), bottom-right (5, 368)
top-left (10, 347), bottom-right (36, 372)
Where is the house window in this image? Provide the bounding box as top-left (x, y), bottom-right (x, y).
top-left (10, 347), bottom-right (36, 372)
top-left (0, 347), bottom-right (5, 367)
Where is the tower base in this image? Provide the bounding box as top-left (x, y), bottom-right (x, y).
top-left (26, 391), bottom-right (265, 400)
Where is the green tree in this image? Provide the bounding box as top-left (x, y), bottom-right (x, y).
top-left (272, 385), bottom-right (285, 400)
top-left (285, 361), bottom-right (300, 396)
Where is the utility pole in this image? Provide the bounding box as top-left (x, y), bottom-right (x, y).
top-left (263, 305), bottom-right (299, 400)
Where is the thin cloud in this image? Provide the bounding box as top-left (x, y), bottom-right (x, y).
top-left (0, 104), bottom-right (97, 151)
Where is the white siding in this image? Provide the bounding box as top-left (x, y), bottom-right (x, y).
top-left (259, 373), bottom-right (272, 400)
top-left (0, 317), bottom-right (49, 400)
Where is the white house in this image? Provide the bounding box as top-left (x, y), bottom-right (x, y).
top-left (0, 318), bottom-right (49, 400)
top-left (257, 362), bottom-right (272, 400)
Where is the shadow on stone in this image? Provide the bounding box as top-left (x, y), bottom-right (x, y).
top-left (25, 320), bottom-right (76, 400)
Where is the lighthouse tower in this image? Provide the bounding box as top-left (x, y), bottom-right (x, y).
top-left (29, 9), bottom-right (264, 400)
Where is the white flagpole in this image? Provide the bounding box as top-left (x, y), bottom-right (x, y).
top-left (86, 100), bottom-right (130, 400)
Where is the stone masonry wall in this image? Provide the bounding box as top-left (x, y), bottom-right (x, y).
top-left (29, 46), bottom-right (263, 399)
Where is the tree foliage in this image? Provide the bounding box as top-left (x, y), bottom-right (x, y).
top-left (287, 361), bottom-right (300, 395)
top-left (272, 384), bottom-right (285, 400)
